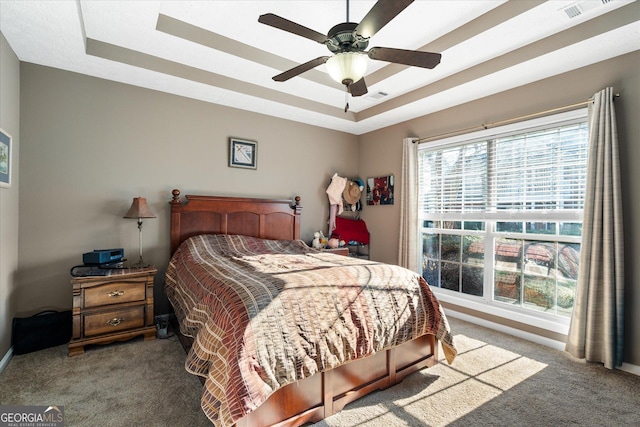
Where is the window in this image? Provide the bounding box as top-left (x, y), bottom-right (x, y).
top-left (418, 110), bottom-right (588, 325)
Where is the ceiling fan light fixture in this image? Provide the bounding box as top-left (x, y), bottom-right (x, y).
top-left (326, 52), bottom-right (368, 86)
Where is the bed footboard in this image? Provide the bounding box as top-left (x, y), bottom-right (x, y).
top-left (235, 334), bottom-right (438, 427)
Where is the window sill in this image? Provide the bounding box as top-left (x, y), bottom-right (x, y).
top-left (431, 287), bottom-right (570, 344)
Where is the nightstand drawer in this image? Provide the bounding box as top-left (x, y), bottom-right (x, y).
top-left (84, 280), bottom-right (146, 308)
top-left (84, 306), bottom-right (145, 337)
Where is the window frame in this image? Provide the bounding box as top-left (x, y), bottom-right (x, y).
top-left (418, 109), bottom-right (588, 335)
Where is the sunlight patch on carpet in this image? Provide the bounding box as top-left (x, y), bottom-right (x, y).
top-left (319, 332), bottom-right (548, 426)
top-left (402, 335), bottom-right (548, 424)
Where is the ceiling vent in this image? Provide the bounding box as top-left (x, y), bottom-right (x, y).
top-left (563, 4), bottom-right (582, 18)
top-left (562, 1), bottom-right (607, 19)
top-left (366, 91), bottom-right (389, 101)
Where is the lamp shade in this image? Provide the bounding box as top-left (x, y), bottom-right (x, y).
top-left (123, 197), bottom-right (156, 219)
top-left (326, 52), bottom-right (368, 86)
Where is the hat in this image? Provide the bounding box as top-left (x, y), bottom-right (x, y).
top-left (343, 180), bottom-right (362, 205)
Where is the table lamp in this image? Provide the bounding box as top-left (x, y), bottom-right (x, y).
top-left (123, 197), bottom-right (156, 267)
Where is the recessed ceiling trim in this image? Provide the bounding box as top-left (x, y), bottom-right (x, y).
top-left (85, 38), bottom-right (355, 121)
top-left (353, 25), bottom-right (637, 135)
top-left (365, 0), bottom-right (546, 87)
top-left (355, 0), bottom-right (638, 122)
top-left (156, 13), bottom-right (342, 90)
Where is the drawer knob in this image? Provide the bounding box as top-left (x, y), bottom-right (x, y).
top-left (107, 290), bottom-right (125, 297)
top-left (106, 317), bottom-right (124, 327)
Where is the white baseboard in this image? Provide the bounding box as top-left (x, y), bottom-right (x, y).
top-left (619, 362), bottom-right (640, 376)
top-left (0, 346), bottom-right (13, 374)
top-left (446, 310), bottom-right (640, 376)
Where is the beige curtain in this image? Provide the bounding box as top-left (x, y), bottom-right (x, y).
top-left (566, 87), bottom-right (624, 369)
top-left (398, 137), bottom-right (419, 271)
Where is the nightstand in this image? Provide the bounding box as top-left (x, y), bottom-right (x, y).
top-left (321, 247), bottom-right (349, 257)
top-left (68, 267), bottom-right (156, 356)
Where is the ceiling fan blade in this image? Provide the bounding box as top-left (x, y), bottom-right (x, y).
top-left (368, 47), bottom-right (441, 69)
top-left (258, 13), bottom-right (327, 44)
top-left (272, 56), bottom-right (330, 82)
top-left (348, 78), bottom-right (368, 97)
top-left (355, 0), bottom-right (414, 39)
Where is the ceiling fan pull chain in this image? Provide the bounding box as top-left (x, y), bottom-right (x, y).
top-left (344, 89), bottom-right (350, 113)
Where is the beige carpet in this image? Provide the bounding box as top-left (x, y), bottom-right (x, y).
top-left (319, 318), bottom-right (640, 427)
top-left (0, 334), bottom-right (208, 426)
top-left (1, 317), bottom-right (639, 426)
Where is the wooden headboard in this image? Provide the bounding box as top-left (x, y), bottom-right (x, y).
top-left (169, 189), bottom-right (302, 255)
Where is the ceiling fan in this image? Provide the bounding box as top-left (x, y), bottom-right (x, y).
top-left (258, 0), bottom-right (441, 101)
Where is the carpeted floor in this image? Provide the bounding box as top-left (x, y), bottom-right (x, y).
top-left (1, 316), bottom-right (638, 426)
top-left (0, 333), bottom-right (208, 426)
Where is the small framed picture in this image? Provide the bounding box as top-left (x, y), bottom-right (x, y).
top-left (229, 137), bottom-right (257, 169)
top-left (366, 175), bottom-right (394, 205)
top-left (0, 128), bottom-right (12, 188)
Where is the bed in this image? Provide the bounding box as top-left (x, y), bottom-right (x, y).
top-left (165, 189), bottom-right (456, 427)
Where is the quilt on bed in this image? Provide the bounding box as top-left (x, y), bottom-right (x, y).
top-left (165, 234), bottom-right (457, 426)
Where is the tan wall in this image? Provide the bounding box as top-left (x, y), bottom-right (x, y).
top-left (357, 51), bottom-right (640, 366)
top-left (0, 33), bottom-right (20, 357)
top-left (17, 63), bottom-right (358, 316)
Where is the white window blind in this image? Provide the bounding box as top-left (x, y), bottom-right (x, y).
top-left (418, 121), bottom-right (589, 220)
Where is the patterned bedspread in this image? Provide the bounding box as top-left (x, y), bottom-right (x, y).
top-left (165, 234), bottom-right (456, 426)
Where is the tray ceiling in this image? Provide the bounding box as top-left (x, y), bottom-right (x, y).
top-left (1, 0), bottom-right (638, 134)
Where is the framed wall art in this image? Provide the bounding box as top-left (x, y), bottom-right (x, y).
top-left (229, 137), bottom-right (257, 170)
top-left (0, 128), bottom-right (12, 188)
top-left (366, 175), bottom-right (394, 205)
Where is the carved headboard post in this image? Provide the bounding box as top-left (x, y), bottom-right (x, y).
top-left (170, 189), bottom-right (181, 204)
top-left (170, 189), bottom-right (183, 255)
top-left (292, 196), bottom-right (302, 240)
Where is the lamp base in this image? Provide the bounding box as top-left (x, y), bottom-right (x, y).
top-left (130, 257), bottom-right (150, 269)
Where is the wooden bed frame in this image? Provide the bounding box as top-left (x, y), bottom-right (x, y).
top-left (168, 189), bottom-right (439, 427)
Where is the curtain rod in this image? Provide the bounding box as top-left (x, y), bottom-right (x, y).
top-left (413, 93), bottom-right (620, 144)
